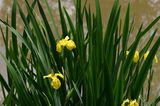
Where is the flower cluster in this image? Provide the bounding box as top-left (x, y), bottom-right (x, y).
top-left (43, 72), bottom-right (64, 90)
top-left (121, 99), bottom-right (139, 106)
top-left (56, 36), bottom-right (76, 53)
top-left (126, 50), bottom-right (158, 63)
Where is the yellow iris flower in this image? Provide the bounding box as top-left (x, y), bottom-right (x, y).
top-left (56, 36), bottom-right (76, 53)
top-left (43, 72), bottom-right (64, 90)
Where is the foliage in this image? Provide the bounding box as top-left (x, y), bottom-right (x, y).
top-left (0, 0), bottom-right (160, 105)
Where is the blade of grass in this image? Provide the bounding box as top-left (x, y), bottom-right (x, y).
top-left (42, 0), bottom-right (60, 39)
top-left (11, 0), bottom-right (18, 62)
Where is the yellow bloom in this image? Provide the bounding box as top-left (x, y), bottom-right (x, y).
top-left (43, 72), bottom-right (64, 90)
top-left (121, 99), bottom-right (130, 106)
top-left (144, 51), bottom-right (158, 63)
top-left (129, 99), bottom-right (139, 106)
top-left (66, 40), bottom-right (76, 51)
top-left (133, 51), bottom-right (139, 63)
top-left (56, 36), bottom-right (76, 53)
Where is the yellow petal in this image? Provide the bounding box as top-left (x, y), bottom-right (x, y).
top-left (66, 40), bottom-right (76, 51)
top-left (133, 51), bottom-right (139, 63)
top-left (57, 36), bottom-right (69, 48)
top-left (55, 73), bottom-right (64, 79)
top-left (51, 77), bottom-right (61, 90)
top-left (64, 36), bottom-right (69, 40)
top-left (129, 99), bottom-right (139, 106)
top-left (43, 73), bottom-right (55, 79)
top-left (56, 42), bottom-right (62, 53)
top-left (121, 99), bottom-right (130, 106)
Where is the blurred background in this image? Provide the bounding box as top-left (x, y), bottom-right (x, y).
top-left (0, 0), bottom-right (160, 105)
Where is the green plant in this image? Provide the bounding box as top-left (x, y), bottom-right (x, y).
top-left (0, 0), bottom-right (160, 105)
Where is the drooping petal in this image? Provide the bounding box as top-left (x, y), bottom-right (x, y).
top-left (51, 77), bottom-right (61, 90)
top-left (66, 40), bottom-right (76, 51)
top-left (56, 42), bottom-right (62, 53)
top-left (43, 73), bottom-right (55, 79)
top-left (55, 73), bottom-right (64, 79)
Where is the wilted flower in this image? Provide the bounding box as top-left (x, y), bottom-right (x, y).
top-left (43, 72), bottom-right (64, 90)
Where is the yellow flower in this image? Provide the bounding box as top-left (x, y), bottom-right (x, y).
top-left (43, 72), bottom-right (64, 90)
top-left (56, 36), bottom-right (76, 53)
top-left (129, 99), bottom-right (139, 106)
top-left (121, 99), bottom-right (130, 106)
top-left (144, 51), bottom-right (158, 63)
top-left (66, 40), bottom-right (76, 51)
top-left (133, 51), bottom-right (139, 63)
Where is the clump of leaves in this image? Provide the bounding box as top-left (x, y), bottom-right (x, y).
top-left (0, 0), bottom-right (160, 105)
